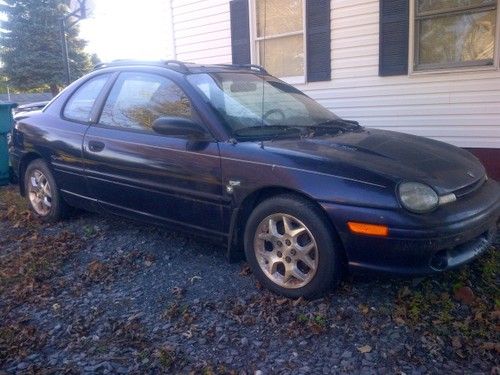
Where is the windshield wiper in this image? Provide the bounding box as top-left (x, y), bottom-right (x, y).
top-left (315, 118), bottom-right (360, 129)
top-left (302, 119), bottom-right (361, 138)
top-left (232, 125), bottom-right (303, 139)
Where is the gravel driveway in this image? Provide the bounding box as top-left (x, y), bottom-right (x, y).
top-left (0, 185), bottom-right (498, 374)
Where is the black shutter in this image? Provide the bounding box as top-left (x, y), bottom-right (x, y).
top-left (230, 0), bottom-right (251, 65)
top-left (379, 0), bottom-right (409, 76)
top-left (306, 0), bottom-right (331, 82)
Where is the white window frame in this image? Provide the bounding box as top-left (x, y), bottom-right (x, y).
top-left (248, 0), bottom-right (307, 84)
top-left (408, 0), bottom-right (500, 75)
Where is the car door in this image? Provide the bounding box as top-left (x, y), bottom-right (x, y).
top-left (43, 73), bottom-right (111, 206)
top-left (83, 71), bottom-right (224, 236)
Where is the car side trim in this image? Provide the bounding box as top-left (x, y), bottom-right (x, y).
top-left (220, 156), bottom-right (387, 189)
top-left (52, 162), bottom-right (85, 175)
top-left (60, 189), bottom-right (98, 203)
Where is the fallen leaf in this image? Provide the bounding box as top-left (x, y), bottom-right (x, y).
top-left (474, 311), bottom-right (484, 322)
top-left (171, 286), bottom-right (185, 298)
top-left (454, 286), bottom-right (475, 305)
top-left (357, 345), bottom-right (372, 353)
top-left (489, 310), bottom-right (500, 321)
top-left (276, 298), bottom-right (288, 306)
top-left (359, 304), bottom-right (369, 314)
top-left (398, 286), bottom-right (412, 298)
top-left (481, 342), bottom-right (500, 353)
top-left (394, 317), bottom-right (405, 326)
top-left (451, 336), bottom-right (462, 349)
top-left (292, 297), bottom-right (305, 307)
top-left (239, 264), bottom-right (252, 276)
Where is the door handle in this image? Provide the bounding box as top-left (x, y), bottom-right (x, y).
top-left (88, 140), bottom-right (105, 152)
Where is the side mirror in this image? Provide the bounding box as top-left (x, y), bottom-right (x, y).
top-left (152, 117), bottom-right (208, 139)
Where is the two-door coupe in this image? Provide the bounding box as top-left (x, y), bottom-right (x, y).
top-left (9, 61), bottom-right (499, 298)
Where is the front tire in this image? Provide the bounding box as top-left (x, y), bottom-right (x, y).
top-left (244, 194), bottom-right (343, 299)
top-left (24, 159), bottom-right (68, 223)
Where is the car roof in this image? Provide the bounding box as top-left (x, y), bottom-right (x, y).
top-left (93, 60), bottom-right (269, 76)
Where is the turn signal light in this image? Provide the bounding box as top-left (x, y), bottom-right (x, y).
top-left (347, 222), bottom-right (389, 237)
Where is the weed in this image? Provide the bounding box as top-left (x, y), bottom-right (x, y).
top-left (156, 345), bottom-right (177, 369)
top-left (296, 313), bottom-right (308, 324)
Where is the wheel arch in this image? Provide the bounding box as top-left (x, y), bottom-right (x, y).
top-left (227, 186), bottom-right (347, 265)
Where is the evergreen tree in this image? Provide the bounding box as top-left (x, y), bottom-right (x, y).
top-left (0, 0), bottom-right (93, 95)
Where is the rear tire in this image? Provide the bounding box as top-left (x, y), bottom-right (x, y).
top-left (24, 159), bottom-right (68, 223)
top-left (244, 194), bottom-right (343, 299)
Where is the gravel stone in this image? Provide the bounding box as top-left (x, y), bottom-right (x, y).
top-left (0, 189), bottom-right (497, 374)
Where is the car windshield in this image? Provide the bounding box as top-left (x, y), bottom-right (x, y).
top-left (186, 72), bottom-right (348, 140)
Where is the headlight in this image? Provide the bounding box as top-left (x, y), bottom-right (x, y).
top-left (398, 182), bottom-right (439, 213)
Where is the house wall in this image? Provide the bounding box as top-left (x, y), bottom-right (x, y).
top-left (170, 0), bottom-right (500, 150)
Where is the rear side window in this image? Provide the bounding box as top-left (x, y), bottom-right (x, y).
top-left (63, 74), bottom-right (110, 122)
top-left (99, 72), bottom-right (192, 132)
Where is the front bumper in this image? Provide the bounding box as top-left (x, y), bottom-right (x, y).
top-left (321, 179), bottom-right (500, 275)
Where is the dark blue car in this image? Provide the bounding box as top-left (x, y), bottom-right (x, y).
top-left (9, 61), bottom-right (500, 298)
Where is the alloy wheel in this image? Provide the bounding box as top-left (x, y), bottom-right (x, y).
top-left (253, 213), bottom-right (319, 289)
top-left (28, 169), bottom-right (52, 216)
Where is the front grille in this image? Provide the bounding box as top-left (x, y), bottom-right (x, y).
top-left (452, 175), bottom-right (487, 199)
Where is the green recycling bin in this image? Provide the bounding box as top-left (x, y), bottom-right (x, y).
top-left (0, 102), bottom-right (18, 186)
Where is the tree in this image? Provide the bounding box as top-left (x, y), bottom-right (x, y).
top-left (0, 0), bottom-right (93, 95)
top-left (90, 52), bottom-right (101, 67)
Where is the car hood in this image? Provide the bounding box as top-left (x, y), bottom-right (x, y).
top-left (261, 128), bottom-right (485, 195)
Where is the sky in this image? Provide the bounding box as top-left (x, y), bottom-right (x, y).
top-left (79, 0), bottom-right (173, 62)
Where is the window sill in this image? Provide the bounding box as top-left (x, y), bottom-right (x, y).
top-left (280, 75), bottom-right (306, 85)
top-left (409, 64), bottom-right (499, 77)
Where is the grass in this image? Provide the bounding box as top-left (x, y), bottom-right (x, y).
top-left (394, 246), bottom-right (499, 359)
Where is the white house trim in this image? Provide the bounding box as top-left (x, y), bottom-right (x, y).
top-left (248, 0), bottom-right (307, 84)
top-left (408, 0), bottom-right (500, 76)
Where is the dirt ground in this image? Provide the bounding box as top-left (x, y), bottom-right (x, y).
top-left (0, 184), bottom-right (498, 374)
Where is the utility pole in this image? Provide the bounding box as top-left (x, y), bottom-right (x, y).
top-left (60, 17), bottom-right (71, 85)
top-left (58, 0), bottom-right (89, 86)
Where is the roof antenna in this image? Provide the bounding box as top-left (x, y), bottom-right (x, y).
top-left (260, 0), bottom-right (267, 149)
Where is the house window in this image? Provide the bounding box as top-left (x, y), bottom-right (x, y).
top-left (414, 0), bottom-right (498, 71)
top-left (252, 0), bottom-right (305, 80)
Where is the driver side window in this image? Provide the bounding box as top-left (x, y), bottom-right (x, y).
top-left (99, 72), bottom-right (193, 132)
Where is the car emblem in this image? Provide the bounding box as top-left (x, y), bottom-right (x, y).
top-left (466, 171), bottom-right (475, 178)
top-left (226, 180), bottom-right (241, 194)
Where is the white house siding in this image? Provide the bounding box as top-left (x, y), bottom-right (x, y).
top-left (170, 0), bottom-right (233, 64)
top-left (169, 0), bottom-right (500, 149)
